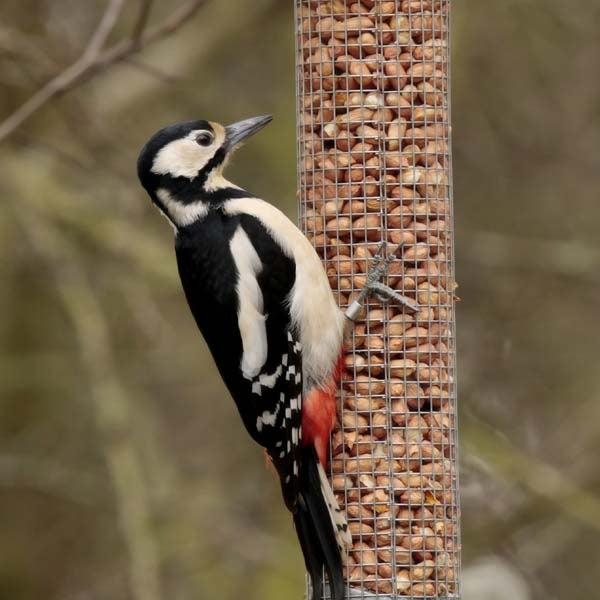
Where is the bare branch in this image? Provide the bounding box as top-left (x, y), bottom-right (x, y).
top-left (0, 0), bottom-right (205, 143)
top-left (131, 0), bottom-right (155, 47)
top-left (94, 0), bottom-right (206, 71)
top-left (81, 0), bottom-right (126, 63)
top-left (0, 0), bottom-right (125, 142)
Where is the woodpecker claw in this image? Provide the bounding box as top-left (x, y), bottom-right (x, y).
top-left (369, 281), bottom-right (420, 312)
top-left (345, 241), bottom-right (419, 322)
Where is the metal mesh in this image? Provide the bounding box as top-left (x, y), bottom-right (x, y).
top-left (294, 1), bottom-right (460, 598)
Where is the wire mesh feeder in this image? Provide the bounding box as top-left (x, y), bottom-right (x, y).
top-left (294, 1), bottom-right (460, 598)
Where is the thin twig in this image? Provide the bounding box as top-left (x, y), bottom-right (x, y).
top-left (81, 0), bottom-right (126, 63)
top-left (89, 0), bottom-right (205, 76)
top-left (0, 0), bottom-right (205, 143)
top-left (132, 0), bottom-right (155, 47)
top-left (0, 0), bottom-right (125, 141)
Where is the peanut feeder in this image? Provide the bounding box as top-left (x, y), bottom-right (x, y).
top-left (295, 1), bottom-right (460, 598)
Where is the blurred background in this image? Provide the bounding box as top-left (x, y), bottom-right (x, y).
top-left (1, 1), bottom-right (599, 599)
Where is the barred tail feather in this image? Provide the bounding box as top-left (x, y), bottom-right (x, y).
top-left (316, 460), bottom-right (352, 555)
top-left (294, 446), bottom-right (347, 600)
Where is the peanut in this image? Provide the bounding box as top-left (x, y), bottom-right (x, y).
top-left (297, 2), bottom-right (458, 596)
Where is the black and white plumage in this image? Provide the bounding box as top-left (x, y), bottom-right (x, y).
top-left (137, 116), bottom-right (350, 600)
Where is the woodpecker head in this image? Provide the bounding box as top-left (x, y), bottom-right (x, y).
top-left (137, 115), bottom-right (272, 227)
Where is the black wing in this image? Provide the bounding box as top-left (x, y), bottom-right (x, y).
top-left (175, 211), bottom-right (304, 508)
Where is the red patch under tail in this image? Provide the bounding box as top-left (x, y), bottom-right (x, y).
top-left (302, 354), bottom-right (344, 467)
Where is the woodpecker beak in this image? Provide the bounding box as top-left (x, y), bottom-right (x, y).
top-left (225, 115), bottom-right (272, 151)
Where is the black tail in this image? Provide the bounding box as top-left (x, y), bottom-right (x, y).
top-left (293, 446), bottom-right (345, 600)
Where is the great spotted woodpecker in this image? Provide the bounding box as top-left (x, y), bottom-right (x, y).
top-left (137, 115), bottom-right (414, 600)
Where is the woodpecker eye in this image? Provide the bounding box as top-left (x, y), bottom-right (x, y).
top-left (195, 131), bottom-right (214, 146)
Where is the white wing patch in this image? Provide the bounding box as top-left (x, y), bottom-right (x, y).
top-left (251, 365), bottom-right (283, 397)
top-left (258, 365), bottom-right (282, 388)
top-left (230, 226), bottom-right (267, 379)
top-left (256, 403), bottom-right (280, 432)
top-left (224, 197), bottom-right (346, 386)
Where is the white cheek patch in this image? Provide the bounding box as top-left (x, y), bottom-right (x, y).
top-left (156, 188), bottom-right (209, 227)
top-left (229, 226), bottom-right (267, 378)
top-left (151, 134), bottom-right (212, 179)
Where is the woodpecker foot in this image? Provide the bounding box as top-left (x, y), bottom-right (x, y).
top-left (345, 241), bottom-right (419, 322)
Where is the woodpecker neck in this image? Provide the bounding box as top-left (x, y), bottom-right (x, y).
top-left (152, 166), bottom-right (252, 229)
